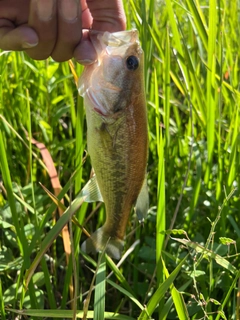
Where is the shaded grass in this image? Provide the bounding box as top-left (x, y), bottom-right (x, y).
top-left (1, 0), bottom-right (240, 319)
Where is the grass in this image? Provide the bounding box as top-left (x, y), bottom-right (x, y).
top-left (1, 0), bottom-right (240, 319)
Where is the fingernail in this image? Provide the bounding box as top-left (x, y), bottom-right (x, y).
top-left (60, 0), bottom-right (78, 22)
top-left (37, 0), bottom-right (55, 21)
top-left (22, 42), bottom-right (39, 49)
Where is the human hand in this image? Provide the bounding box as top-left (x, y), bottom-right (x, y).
top-left (0, 0), bottom-right (126, 63)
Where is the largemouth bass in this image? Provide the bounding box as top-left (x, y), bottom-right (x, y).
top-left (79, 30), bottom-right (148, 259)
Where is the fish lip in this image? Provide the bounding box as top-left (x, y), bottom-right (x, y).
top-left (89, 29), bottom-right (139, 48)
top-left (104, 29), bottom-right (139, 47)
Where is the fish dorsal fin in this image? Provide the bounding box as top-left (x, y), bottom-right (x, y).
top-left (135, 175), bottom-right (149, 222)
top-left (82, 174), bottom-right (103, 203)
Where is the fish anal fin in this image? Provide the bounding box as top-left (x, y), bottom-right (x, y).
top-left (81, 227), bottom-right (124, 260)
top-left (135, 175), bottom-right (149, 222)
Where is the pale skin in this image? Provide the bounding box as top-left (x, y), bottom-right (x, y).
top-left (0, 0), bottom-right (126, 63)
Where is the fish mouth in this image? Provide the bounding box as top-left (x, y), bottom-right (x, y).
top-left (89, 29), bottom-right (142, 57)
top-left (102, 29), bottom-right (139, 47)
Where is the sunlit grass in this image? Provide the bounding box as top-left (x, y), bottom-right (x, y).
top-left (1, 0), bottom-right (240, 319)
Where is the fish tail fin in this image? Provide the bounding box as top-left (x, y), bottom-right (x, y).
top-left (81, 227), bottom-right (124, 260)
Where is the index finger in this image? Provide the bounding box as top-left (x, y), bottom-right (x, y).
top-left (51, 0), bottom-right (82, 62)
top-left (26, 0), bottom-right (58, 60)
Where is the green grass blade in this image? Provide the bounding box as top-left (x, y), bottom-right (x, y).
top-left (172, 237), bottom-right (237, 274)
top-left (94, 254), bottom-right (106, 320)
top-left (155, 67), bottom-right (166, 284)
top-left (105, 255), bottom-right (135, 295)
top-left (7, 308), bottom-right (136, 319)
top-left (107, 279), bottom-right (144, 311)
top-left (138, 255), bottom-right (188, 319)
top-left (40, 259), bottom-right (57, 309)
top-left (227, 108), bottom-right (239, 187)
top-left (215, 268), bottom-right (240, 320)
top-left (227, 215), bottom-right (240, 238)
top-left (159, 279), bottom-right (192, 319)
top-left (205, 0), bottom-right (217, 185)
top-left (24, 184), bottom-right (88, 287)
top-left (164, 28), bottom-right (171, 145)
top-left (73, 80), bottom-right (87, 310)
top-left (185, 0), bottom-right (208, 49)
top-left (62, 62), bottom-right (76, 128)
top-left (0, 279), bottom-right (6, 320)
top-left (165, 0), bottom-right (183, 55)
top-left (163, 259), bottom-right (190, 320)
top-left (0, 129), bottom-right (30, 276)
top-left (27, 168), bottom-right (80, 254)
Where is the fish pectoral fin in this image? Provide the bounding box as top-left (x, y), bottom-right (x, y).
top-left (78, 69), bottom-right (87, 97)
top-left (135, 175), bottom-right (149, 222)
top-left (81, 173), bottom-right (103, 203)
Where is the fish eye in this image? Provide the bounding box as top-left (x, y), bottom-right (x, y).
top-left (126, 56), bottom-right (139, 71)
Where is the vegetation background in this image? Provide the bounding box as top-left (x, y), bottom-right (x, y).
top-left (0, 0), bottom-right (240, 319)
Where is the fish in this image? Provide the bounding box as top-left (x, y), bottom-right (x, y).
top-left (78, 29), bottom-right (148, 259)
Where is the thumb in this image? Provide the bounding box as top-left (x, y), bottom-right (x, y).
top-left (74, 0), bottom-right (126, 64)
